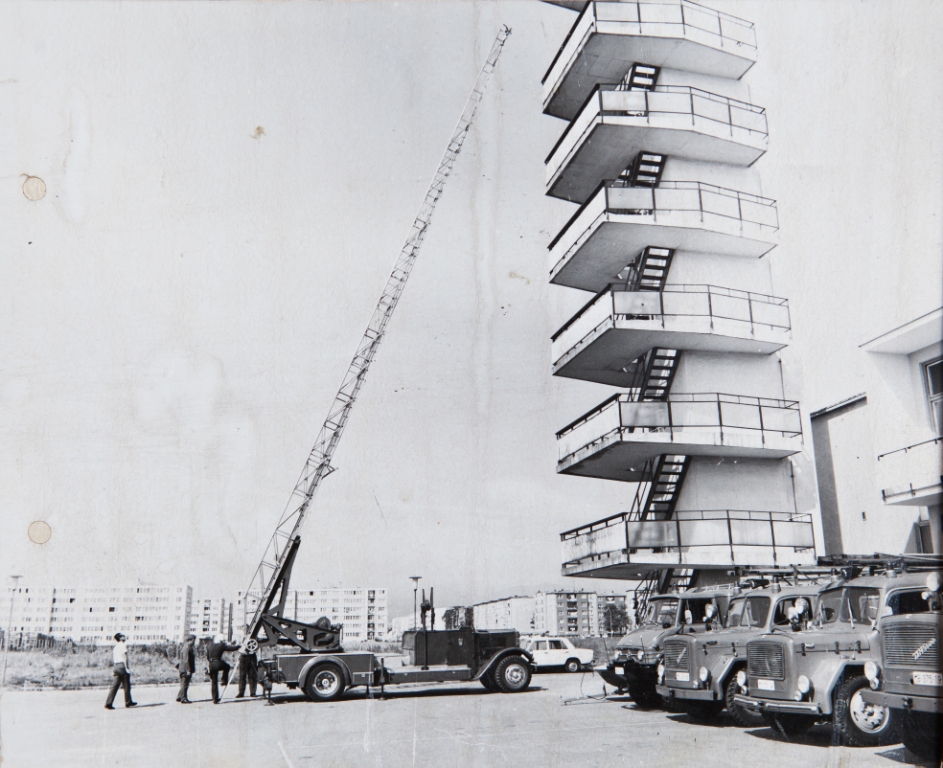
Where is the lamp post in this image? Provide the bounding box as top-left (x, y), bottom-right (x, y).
top-left (1, 575), bottom-right (24, 690)
top-left (409, 576), bottom-right (421, 631)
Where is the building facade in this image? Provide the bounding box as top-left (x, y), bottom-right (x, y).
top-left (1, 585), bottom-right (191, 644)
top-left (236, 587), bottom-right (388, 642)
top-left (471, 596), bottom-right (536, 632)
top-left (543, 0), bottom-right (816, 599)
top-left (188, 597), bottom-right (232, 639)
top-left (534, 591), bottom-right (599, 636)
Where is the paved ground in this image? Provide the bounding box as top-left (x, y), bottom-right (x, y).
top-left (0, 671), bottom-right (934, 767)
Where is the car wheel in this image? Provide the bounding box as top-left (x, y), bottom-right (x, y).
top-left (834, 675), bottom-right (896, 747)
top-left (564, 658), bottom-right (581, 674)
top-left (494, 655), bottom-right (531, 693)
top-left (682, 700), bottom-right (724, 720)
top-left (303, 663), bottom-right (345, 702)
top-left (899, 710), bottom-right (942, 762)
top-left (627, 677), bottom-right (662, 709)
top-left (765, 713), bottom-right (814, 742)
top-left (725, 676), bottom-right (765, 728)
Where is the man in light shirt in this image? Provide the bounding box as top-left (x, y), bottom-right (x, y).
top-left (104, 632), bottom-right (137, 709)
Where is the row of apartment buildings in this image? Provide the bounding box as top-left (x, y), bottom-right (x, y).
top-left (541, 0), bottom-right (941, 596)
top-left (389, 590), bottom-right (631, 638)
top-left (0, 585), bottom-right (388, 645)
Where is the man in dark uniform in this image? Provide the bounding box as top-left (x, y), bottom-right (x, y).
top-left (207, 633), bottom-right (240, 704)
top-left (176, 634), bottom-right (196, 703)
top-left (236, 638), bottom-right (259, 698)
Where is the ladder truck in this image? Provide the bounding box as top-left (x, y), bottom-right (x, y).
top-left (232, 25), bottom-right (534, 703)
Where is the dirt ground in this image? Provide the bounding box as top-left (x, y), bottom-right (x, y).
top-left (0, 670), bottom-right (934, 767)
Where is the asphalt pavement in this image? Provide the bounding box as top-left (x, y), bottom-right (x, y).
top-left (0, 671), bottom-right (933, 767)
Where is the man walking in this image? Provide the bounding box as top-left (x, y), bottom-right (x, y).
top-left (104, 632), bottom-right (137, 710)
top-left (236, 639), bottom-right (259, 699)
top-left (206, 633), bottom-right (240, 704)
top-left (176, 634), bottom-right (197, 703)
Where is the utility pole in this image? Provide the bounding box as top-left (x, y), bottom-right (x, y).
top-left (410, 576), bottom-right (421, 631)
top-left (1, 575), bottom-right (24, 690)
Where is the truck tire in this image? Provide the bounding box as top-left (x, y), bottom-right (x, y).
top-left (627, 677), bottom-right (662, 709)
top-left (725, 677), bottom-right (764, 728)
top-left (494, 655), bottom-right (531, 693)
top-left (479, 671), bottom-right (497, 692)
top-left (303, 663), bottom-right (345, 702)
top-left (765, 713), bottom-right (814, 742)
top-left (682, 700), bottom-right (724, 720)
top-left (564, 658), bottom-right (581, 673)
top-left (899, 710), bottom-right (942, 763)
top-left (833, 675), bottom-right (896, 747)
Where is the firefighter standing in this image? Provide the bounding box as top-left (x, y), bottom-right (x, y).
top-left (236, 639), bottom-right (259, 698)
top-left (176, 634), bottom-right (196, 703)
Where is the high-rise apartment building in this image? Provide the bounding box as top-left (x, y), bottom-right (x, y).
top-left (534, 591), bottom-right (599, 636)
top-left (1, 585), bottom-right (192, 644)
top-left (188, 597), bottom-right (232, 639)
top-left (543, 1), bottom-right (816, 598)
top-left (236, 587), bottom-right (388, 642)
top-left (471, 596), bottom-right (536, 632)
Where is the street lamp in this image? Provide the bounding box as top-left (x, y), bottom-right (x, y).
top-left (1, 575), bottom-right (24, 690)
top-left (409, 576), bottom-right (421, 631)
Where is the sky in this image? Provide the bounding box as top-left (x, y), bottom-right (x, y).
top-left (2, 1), bottom-right (941, 619)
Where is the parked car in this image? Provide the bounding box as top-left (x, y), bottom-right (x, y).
top-left (520, 636), bottom-right (594, 672)
top-left (598, 584), bottom-right (737, 708)
top-left (657, 579), bottom-right (824, 726)
top-left (734, 568), bottom-right (937, 746)
top-left (861, 572), bottom-right (943, 762)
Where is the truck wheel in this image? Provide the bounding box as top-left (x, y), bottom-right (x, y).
top-left (627, 678), bottom-right (662, 709)
top-left (765, 713), bottom-right (814, 742)
top-left (899, 710), bottom-right (942, 762)
top-left (564, 658), bottom-right (581, 673)
top-left (834, 675), bottom-right (896, 747)
top-left (494, 655), bottom-right (531, 693)
top-left (725, 677), bottom-right (764, 728)
top-left (479, 671), bottom-right (497, 692)
top-left (303, 663), bottom-right (345, 702)
top-left (682, 700), bottom-right (724, 720)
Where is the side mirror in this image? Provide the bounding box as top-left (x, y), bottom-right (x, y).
top-left (684, 610), bottom-right (693, 625)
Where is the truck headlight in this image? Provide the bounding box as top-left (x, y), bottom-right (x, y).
top-left (698, 666), bottom-right (710, 684)
top-left (736, 670), bottom-right (747, 693)
top-left (864, 661), bottom-right (880, 689)
top-left (637, 649), bottom-right (645, 661)
top-left (657, 663), bottom-right (665, 684)
top-left (797, 674), bottom-right (811, 694)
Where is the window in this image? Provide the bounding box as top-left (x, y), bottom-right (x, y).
top-left (926, 358), bottom-right (943, 434)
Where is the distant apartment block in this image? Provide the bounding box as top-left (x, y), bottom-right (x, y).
top-left (188, 597), bottom-right (231, 639)
top-left (471, 596), bottom-right (536, 632)
top-left (0, 585), bottom-right (192, 644)
top-left (534, 591), bottom-right (599, 636)
top-left (236, 587), bottom-right (388, 642)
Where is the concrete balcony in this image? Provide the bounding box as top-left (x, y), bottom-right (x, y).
top-left (552, 285), bottom-right (791, 386)
top-left (878, 437), bottom-right (943, 507)
top-left (543, 1), bottom-right (757, 121)
top-left (550, 181), bottom-right (778, 291)
top-left (546, 85), bottom-right (768, 203)
top-left (557, 393), bottom-right (801, 481)
top-left (560, 509), bottom-right (816, 579)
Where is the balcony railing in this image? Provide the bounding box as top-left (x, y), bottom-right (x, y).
top-left (561, 509), bottom-right (815, 569)
top-left (551, 284), bottom-right (791, 371)
top-left (878, 436), bottom-right (943, 505)
top-left (547, 83), bottom-right (768, 167)
top-left (557, 392), bottom-right (801, 464)
top-left (550, 180), bottom-right (778, 253)
top-left (543, 1), bottom-right (757, 118)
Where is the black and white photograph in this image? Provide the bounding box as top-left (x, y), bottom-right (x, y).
top-left (1, 1), bottom-right (941, 765)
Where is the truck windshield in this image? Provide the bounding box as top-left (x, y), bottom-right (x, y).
top-left (739, 596), bottom-right (771, 628)
top-left (726, 598), bottom-right (746, 627)
top-left (641, 599), bottom-right (679, 627)
top-left (818, 587), bottom-right (881, 624)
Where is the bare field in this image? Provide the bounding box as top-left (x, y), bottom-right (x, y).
top-left (0, 671), bottom-right (930, 767)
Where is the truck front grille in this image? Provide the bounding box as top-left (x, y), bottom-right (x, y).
top-left (663, 639), bottom-right (689, 673)
top-left (884, 623), bottom-right (940, 670)
top-left (748, 641), bottom-right (785, 680)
